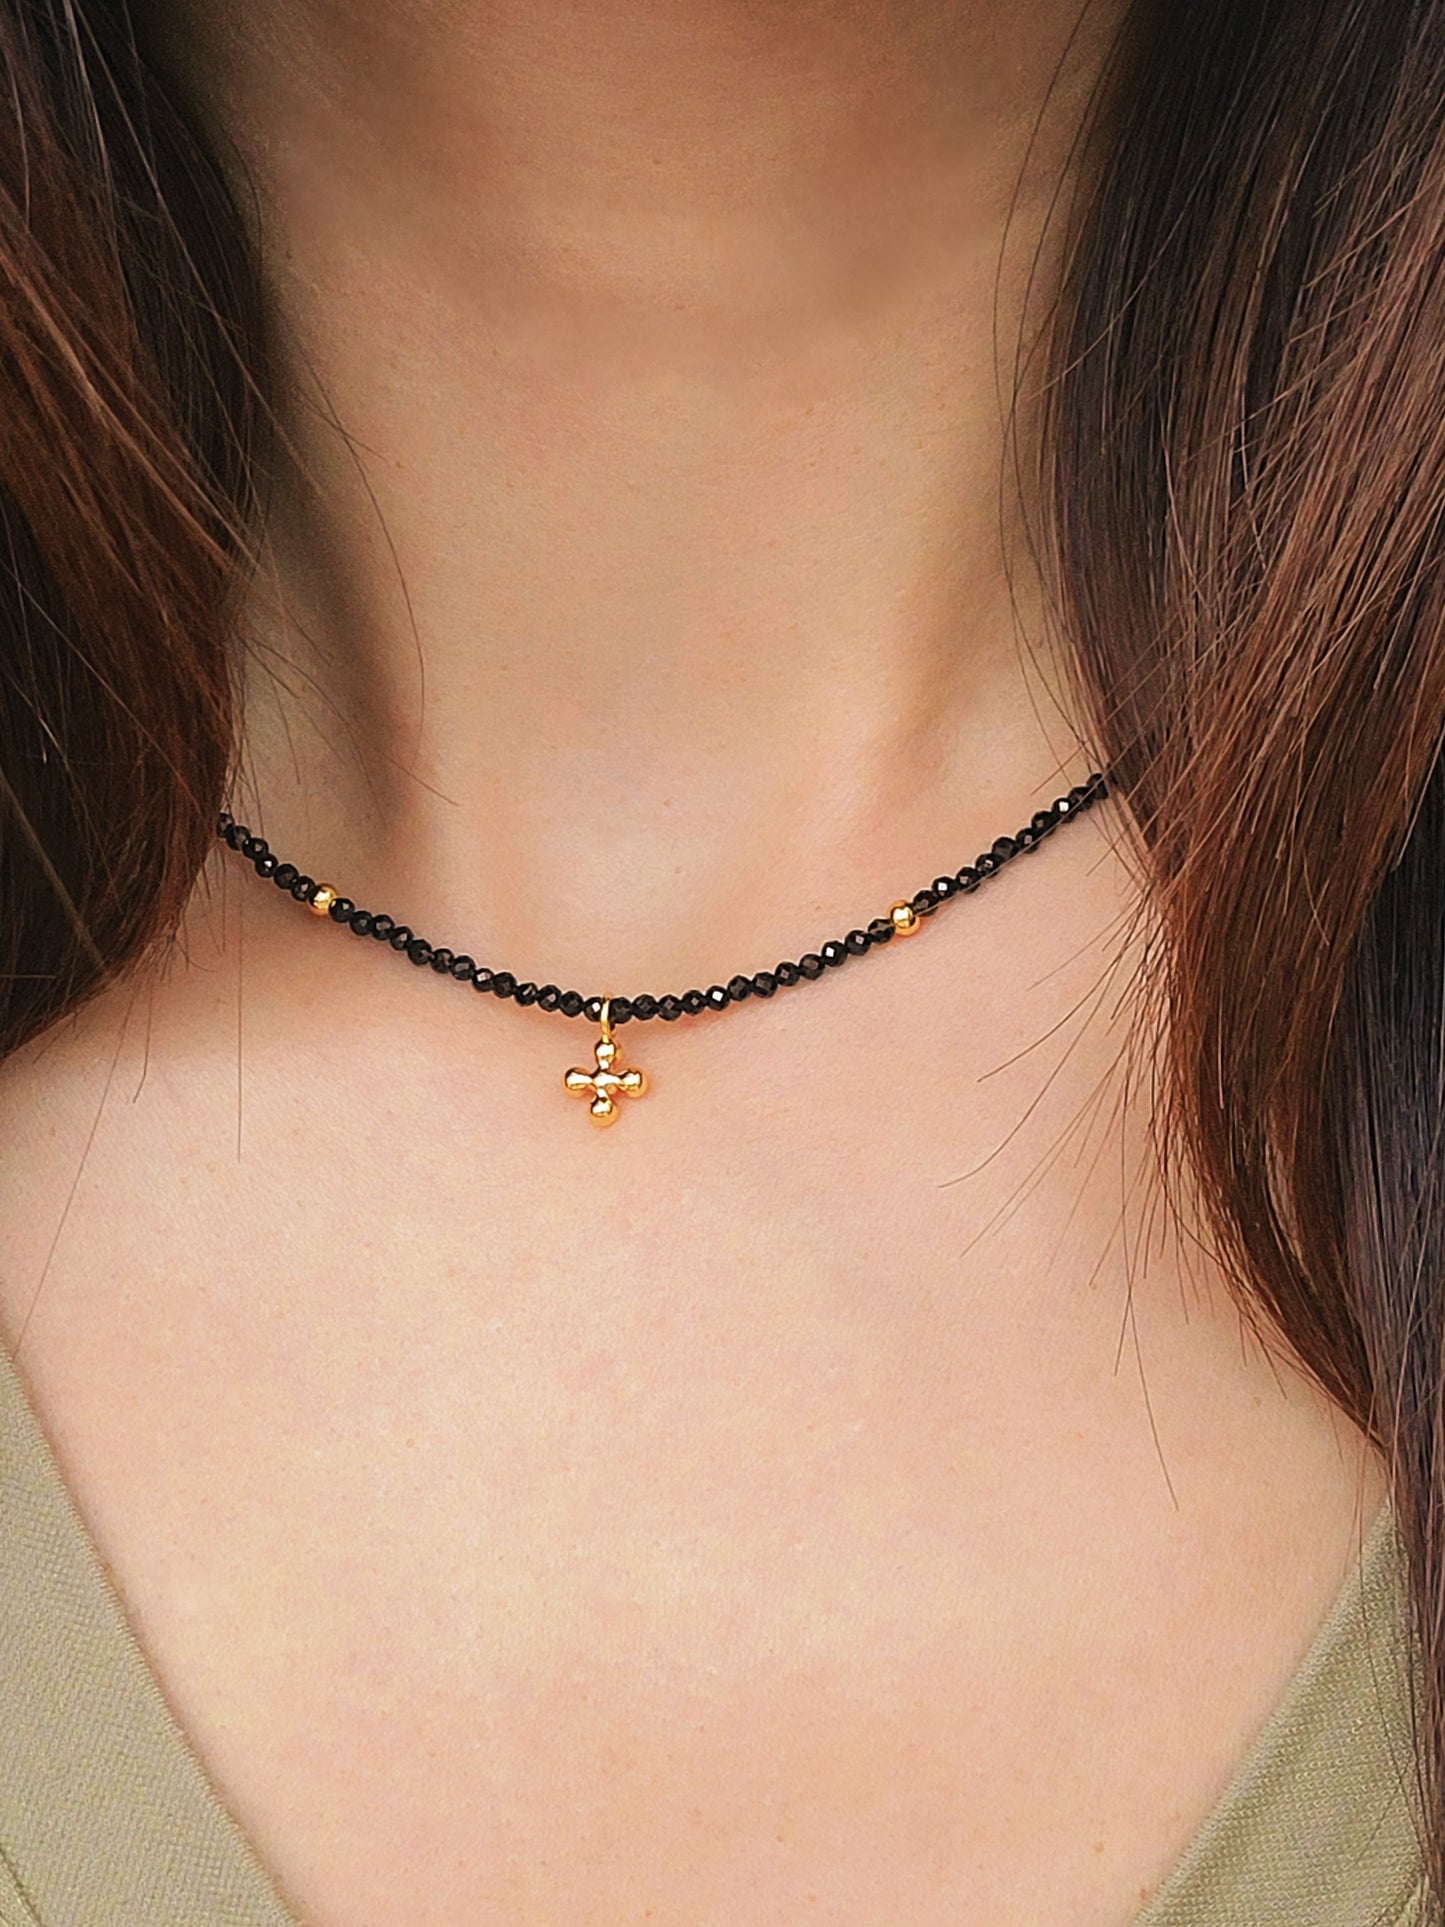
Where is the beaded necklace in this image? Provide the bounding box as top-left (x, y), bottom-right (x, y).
top-left (216, 768), bottom-right (1107, 1128)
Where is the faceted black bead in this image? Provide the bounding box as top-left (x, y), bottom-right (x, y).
top-left (1053, 794), bottom-right (1074, 816)
top-left (406, 938), bottom-right (433, 966)
top-left (473, 966), bottom-right (496, 991)
top-left (217, 810), bottom-right (233, 835)
top-left (492, 971), bottom-right (517, 998)
top-left (370, 913), bottom-right (396, 942)
top-left (583, 996), bottom-right (605, 1022)
top-left (991, 835), bottom-right (1017, 862)
top-left (956, 866), bottom-right (981, 893)
top-left (910, 888), bottom-right (938, 916)
top-left (975, 851), bottom-right (1000, 876)
top-left (705, 985), bottom-right (730, 1010)
top-left (726, 974), bottom-right (752, 1002)
top-left (241, 834), bottom-right (268, 861)
top-left (350, 910), bottom-right (374, 936)
top-left (1031, 809), bottom-right (1057, 837)
top-left (1067, 782), bottom-right (1091, 807)
top-left (751, 971), bottom-right (776, 997)
top-left (866, 918), bottom-right (894, 944)
top-left (931, 875), bottom-right (957, 899)
top-left (387, 925), bottom-right (413, 951)
top-left (774, 960), bottom-right (800, 987)
top-left (659, 995), bottom-right (683, 1020)
top-left (682, 989), bottom-right (708, 1014)
top-left (560, 990), bottom-right (585, 1017)
top-left (328, 894), bottom-right (354, 921)
top-left (514, 980), bottom-right (538, 1005)
top-left (844, 929), bottom-right (871, 955)
top-left (798, 953), bottom-right (825, 980)
top-left (610, 996), bottom-right (634, 1022)
top-left (451, 954), bottom-right (475, 981)
top-left (820, 941), bottom-right (847, 967)
top-left (289, 874), bottom-right (314, 901)
top-left (536, 984), bottom-right (561, 1010)
top-left (632, 994), bottom-right (658, 1020)
top-left (273, 861), bottom-right (299, 890)
top-left (224, 820), bottom-right (248, 851)
top-left (255, 853), bottom-right (279, 879)
top-left (430, 947), bottom-right (455, 974)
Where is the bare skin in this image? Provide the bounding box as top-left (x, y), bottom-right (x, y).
top-left (0, 3), bottom-right (1386, 1923)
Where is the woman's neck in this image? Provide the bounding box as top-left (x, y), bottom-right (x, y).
top-left (165, 0), bottom-right (1126, 985)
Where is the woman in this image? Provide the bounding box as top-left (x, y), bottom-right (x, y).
top-left (0, 0), bottom-right (1435, 1920)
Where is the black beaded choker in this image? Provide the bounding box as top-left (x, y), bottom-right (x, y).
top-left (217, 769), bottom-right (1108, 1128)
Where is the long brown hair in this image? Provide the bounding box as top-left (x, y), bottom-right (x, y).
top-left (4, 0), bottom-right (1445, 1903)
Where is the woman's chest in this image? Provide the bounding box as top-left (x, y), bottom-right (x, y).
top-left (0, 993), bottom-right (1386, 1923)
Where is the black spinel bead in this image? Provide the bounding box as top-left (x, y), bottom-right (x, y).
top-left (991, 835), bottom-right (1017, 862)
top-left (956, 866), bottom-right (981, 893)
top-left (406, 939), bottom-right (433, 966)
top-left (273, 861), bottom-right (298, 890)
top-left (328, 894), bottom-right (354, 921)
top-left (866, 918), bottom-right (894, 944)
top-left (726, 974), bottom-right (752, 1002)
top-left (821, 940), bottom-right (847, 967)
top-left (1053, 794), bottom-right (1073, 815)
top-left (514, 980), bottom-right (539, 1005)
top-left (1031, 809), bottom-right (1056, 838)
top-left (705, 985), bottom-right (730, 1010)
top-left (659, 995), bottom-right (683, 1020)
top-left (911, 888), bottom-right (938, 916)
top-left (610, 997), bottom-right (634, 1022)
top-left (451, 954), bottom-right (475, 981)
top-left (560, 990), bottom-right (585, 1017)
top-left (241, 834), bottom-right (268, 861)
top-left (975, 852), bottom-right (1000, 876)
top-left (632, 994), bottom-right (658, 1020)
top-left (932, 875), bottom-right (957, 900)
top-left (473, 967), bottom-right (495, 991)
top-left (224, 821), bottom-right (248, 851)
top-left (350, 911), bottom-right (374, 936)
top-left (255, 853), bottom-right (279, 879)
top-left (1067, 782), bottom-right (1091, 807)
top-left (537, 984), bottom-right (561, 1011)
top-left (751, 971), bottom-right (776, 997)
top-left (583, 996), bottom-right (604, 1021)
top-left (844, 929), bottom-right (871, 955)
top-left (682, 989), bottom-right (707, 1014)
top-left (387, 925), bottom-right (413, 951)
top-left (370, 914), bottom-right (396, 942)
top-left (774, 960), bottom-right (800, 987)
top-left (290, 874), bottom-right (314, 901)
top-left (492, 972), bottom-right (517, 998)
top-left (798, 953), bottom-right (825, 980)
top-left (1015, 826), bottom-right (1038, 851)
top-left (430, 947), bottom-right (455, 974)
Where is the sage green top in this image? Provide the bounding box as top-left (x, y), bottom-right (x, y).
top-left (0, 1337), bottom-right (1431, 1925)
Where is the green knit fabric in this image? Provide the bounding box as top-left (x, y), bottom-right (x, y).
top-left (0, 1336), bottom-right (1430, 1923)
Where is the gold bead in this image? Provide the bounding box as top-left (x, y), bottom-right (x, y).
top-left (888, 898), bottom-right (921, 937)
top-left (309, 884), bottom-right (337, 918)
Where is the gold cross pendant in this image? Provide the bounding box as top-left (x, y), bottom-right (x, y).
top-left (563, 997), bottom-right (649, 1127)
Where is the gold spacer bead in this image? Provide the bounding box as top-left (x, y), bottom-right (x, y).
top-left (309, 884), bottom-right (337, 918)
top-left (888, 899), bottom-right (921, 938)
